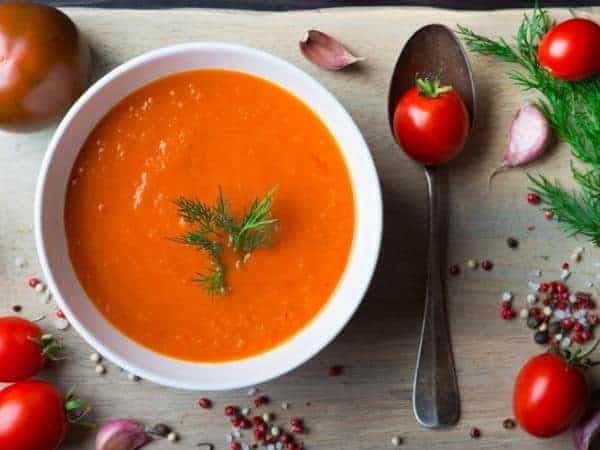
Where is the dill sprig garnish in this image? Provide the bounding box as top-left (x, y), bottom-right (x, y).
top-left (457, 7), bottom-right (600, 245)
top-left (172, 187), bottom-right (279, 296)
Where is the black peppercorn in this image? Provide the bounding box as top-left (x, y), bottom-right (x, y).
top-left (502, 418), bottom-right (516, 429)
top-left (148, 423), bottom-right (171, 437)
top-left (527, 316), bottom-right (542, 329)
top-left (548, 321), bottom-right (562, 335)
top-left (507, 237), bottom-right (519, 249)
top-left (534, 330), bottom-right (549, 344)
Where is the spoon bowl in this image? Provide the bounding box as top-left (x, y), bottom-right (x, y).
top-left (387, 24), bottom-right (475, 428)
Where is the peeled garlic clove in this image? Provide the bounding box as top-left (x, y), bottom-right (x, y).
top-left (299, 30), bottom-right (364, 70)
top-left (96, 419), bottom-right (151, 450)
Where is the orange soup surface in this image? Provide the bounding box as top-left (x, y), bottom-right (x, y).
top-left (65, 69), bottom-right (355, 362)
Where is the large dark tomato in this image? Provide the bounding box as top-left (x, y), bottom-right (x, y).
top-left (537, 18), bottom-right (600, 81)
top-left (393, 78), bottom-right (469, 165)
top-left (0, 1), bottom-right (90, 132)
top-left (0, 381), bottom-right (67, 450)
top-left (513, 353), bottom-right (589, 437)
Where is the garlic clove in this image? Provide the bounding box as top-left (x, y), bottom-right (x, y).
top-left (96, 419), bottom-right (151, 450)
top-left (299, 30), bottom-right (364, 70)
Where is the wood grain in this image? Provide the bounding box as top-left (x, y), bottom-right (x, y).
top-left (1, 6), bottom-right (600, 450)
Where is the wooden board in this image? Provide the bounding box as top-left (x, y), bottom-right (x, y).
top-left (2, 6), bottom-right (600, 449)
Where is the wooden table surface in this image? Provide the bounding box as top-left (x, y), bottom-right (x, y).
top-left (2, 6), bottom-right (600, 450)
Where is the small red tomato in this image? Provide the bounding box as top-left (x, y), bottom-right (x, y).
top-left (537, 18), bottom-right (600, 81)
top-left (513, 352), bottom-right (589, 437)
top-left (393, 77), bottom-right (469, 165)
top-left (0, 381), bottom-right (67, 450)
top-left (0, 317), bottom-right (61, 382)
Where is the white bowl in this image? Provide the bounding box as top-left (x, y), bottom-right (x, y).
top-left (35, 43), bottom-right (382, 391)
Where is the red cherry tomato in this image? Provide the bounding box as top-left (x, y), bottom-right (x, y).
top-left (537, 18), bottom-right (600, 81)
top-left (0, 317), bottom-right (46, 382)
top-left (0, 381), bottom-right (67, 450)
top-left (513, 353), bottom-right (589, 437)
top-left (393, 78), bottom-right (469, 165)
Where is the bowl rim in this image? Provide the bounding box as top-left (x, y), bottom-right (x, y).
top-left (35, 42), bottom-right (383, 390)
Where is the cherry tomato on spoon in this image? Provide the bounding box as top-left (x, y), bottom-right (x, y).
top-left (393, 77), bottom-right (469, 165)
top-left (537, 17), bottom-right (600, 81)
top-left (0, 316), bottom-right (62, 382)
top-left (513, 349), bottom-right (593, 437)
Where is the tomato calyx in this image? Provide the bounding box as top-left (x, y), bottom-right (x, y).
top-left (415, 76), bottom-right (453, 99)
top-left (38, 333), bottom-right (64, 361)
top-left (552, 339), bottom-right (600, 369)
top-left (64, 387), bottom-right (93, 427)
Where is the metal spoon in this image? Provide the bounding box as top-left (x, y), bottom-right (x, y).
top-left (387, 24), bottom-right (475, 428)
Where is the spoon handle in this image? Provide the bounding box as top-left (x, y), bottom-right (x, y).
top-left (413, 165), bottom-right (460, 428)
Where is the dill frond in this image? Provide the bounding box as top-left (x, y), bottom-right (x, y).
top-left (457, 7), bottom-right (600, 245)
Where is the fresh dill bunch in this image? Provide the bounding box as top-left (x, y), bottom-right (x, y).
top-left (172, 187), bottom-right (278, 296)
top-left (457, 7), bottom-right (600, 246)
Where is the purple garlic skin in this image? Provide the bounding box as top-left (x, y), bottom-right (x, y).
top-left (96, 419), bottom-right (151, 450)
top-left (573, 410), bottom-right (600, 450)
top-left (504, 103), bottom-right (550, 167)
top-left (299, 30), bottom-right (364, 70)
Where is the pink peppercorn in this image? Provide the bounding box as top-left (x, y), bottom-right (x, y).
top-left (527, 193), bottom-right (541, 205)
top-left (56, 309), bottom-right (65, 319)
top-left (230, 442), bottom-right (241, 450)
top-left (501, 308), bottom-right (516, 320)
top-left (328, 365), bottom-right (343, 376)
top-left (279, 433), bottom-right (292, 444)
top-left (28, 277), bottom-right (40, 288)
top-left (448, 264), bottom-right (461, 276)
top-left (562, 262), bottom-right (570, 270)
top-left (198, 398), bottom-right (212, 409)
top-left (470, 427), bottom-right (481, 439)
top-left (544, 210), bottom-right (554, 220)
top-left (254, 395), bottom-right (269, 407)
top-left (225, 405), bottom-right (237, 416)
top-left (481, 260), bottom-right (493, 271)
top-left (539, 282), bottom-right (550, 293)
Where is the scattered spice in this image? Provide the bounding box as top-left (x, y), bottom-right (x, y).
top-left (28, 277), bottom-right (40, 288)
top-left (467, 259), bottom-right (478, 269)
top-left (448, 264), bottom-right (461, 276)
top-left (328, 365), bottom-right (343, 376)
top-left (391, 435), bottom-right (403, 446)
top-left (198, 398), bottom-right (212, 409)
top-left (225, 405), bottom-right (238, 417)
top-left (95, 364), bottom-right (106, 375)
top-left (149, 423), bottom-right (172, 437)
top-left (469, 427), bottom-right (481, 439)
top-left (506, 237), bottom-right (519, 249)
top-left (90, 352), bottom-right (102, 363)
top-left (254, 395), bottom-right (269, 407)
top-left (544, 210), bottom-right (554, 220)
top-left (12, 305), bottom-right (22, 313)
top-left (167, 432), bottom-right (179, 442)
top-left (527, 193), bottom-right (541, 205)
top-left (481, 260), bottom-right (494, 271)
top-left (56, 309), bottom-right (65, 319)
top-left (502, 418), bottom-right (516, 429)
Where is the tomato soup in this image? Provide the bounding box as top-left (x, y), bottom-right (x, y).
top-left (65, 69), bottom-right (354, 362)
